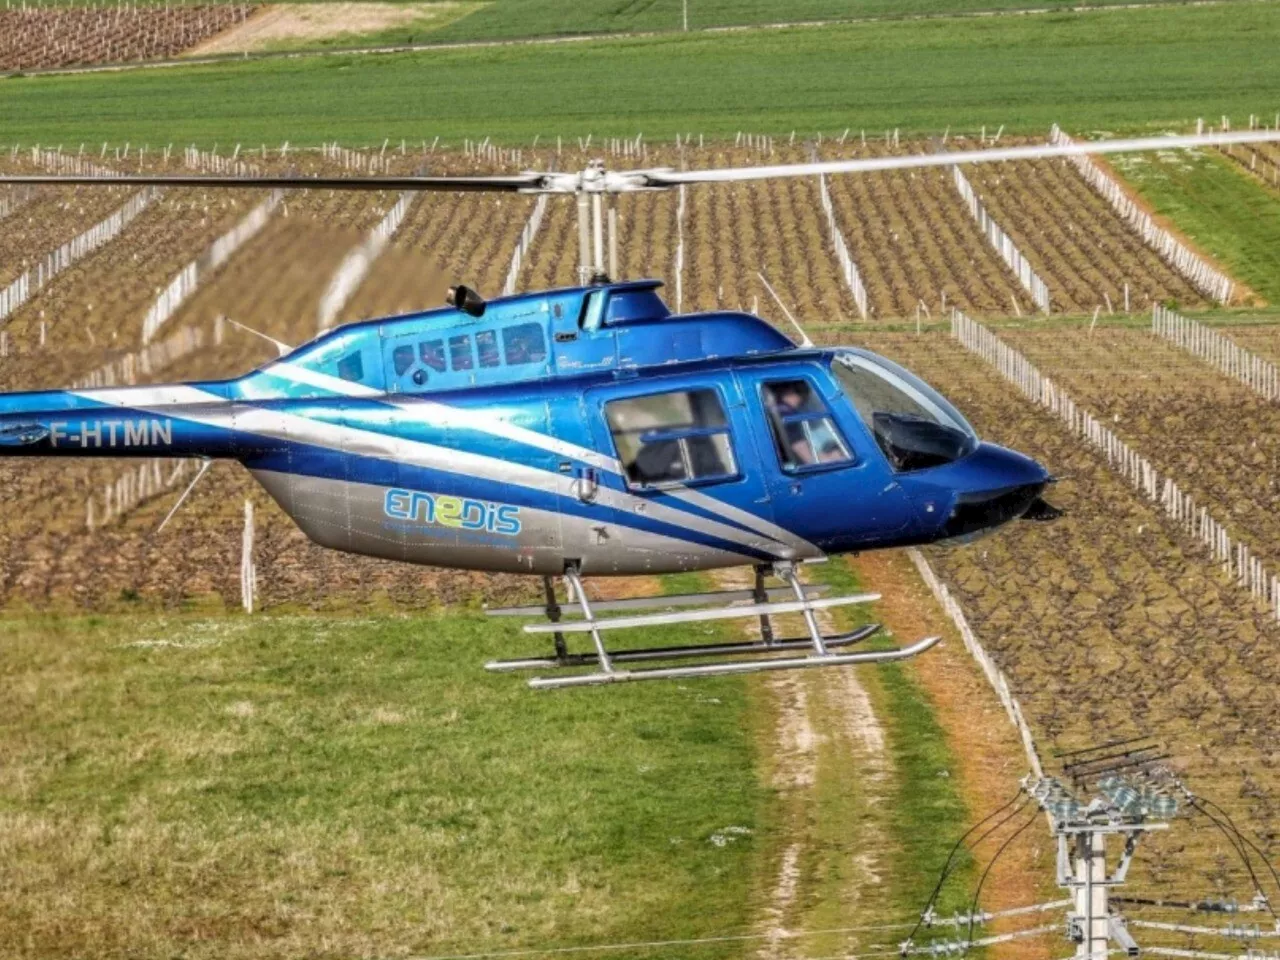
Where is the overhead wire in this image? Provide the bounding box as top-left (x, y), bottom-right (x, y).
top-left (1192, 794), bottom-right (1280, 911)
top-left (902, 788), bottom-right (1028, 948)
top-left (961, 805), bottom-right (1044, 956)
top-left (1186, 800), bottom-right (1278, 922)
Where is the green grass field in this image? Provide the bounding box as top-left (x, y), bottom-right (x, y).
top-left (0, 610), bottom-right (764, 959)
top-left (3, 3), bottom-right (1279, 145)
top-left (1111, 150), bottom-right (1280, 306)
top-left (0, 579), bottom-right (997, 958)
top-left (426, 0), bottom-right (1211, 42)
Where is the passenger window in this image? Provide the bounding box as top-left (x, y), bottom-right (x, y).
top-left (477, 330), bottom-right (501, 368)
top-left (392, 344), bottom-right (416, 377)
top-left (337, 350), bottom-right (365, 384)
top-left (449, 334), bottom-right (474, 371)
top-left (606, 388), bottom-right (737, 489)
top-left (762, 379), bottom-right (852, 471)
top-left (503, 322), bottom-right (548, 365)
top-left (420, 339), bottom-right (446, 372)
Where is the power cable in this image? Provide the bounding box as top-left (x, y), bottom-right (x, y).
top-left (1193, 794), bottom-right (1280, 910)
top-left (1186, 800), bottom-right (1277, 921)
top-left (902, 788), bottom-right (1027, 947)
top-left (962, 805), bottom-right (1043, 955)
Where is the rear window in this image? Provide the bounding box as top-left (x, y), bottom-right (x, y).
top-left (449, 334), bottom-right (474, 371)
top-left (503, 322), bottom-right (548, 365)
top-left (477, 330), bottom-right (501, 368)
top-left (605, 388), bottom-right (737, 489)
top-left (420, 339), bottom-right (446, 372)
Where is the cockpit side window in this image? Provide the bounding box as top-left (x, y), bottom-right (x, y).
top-left (761, 379), bottom-right (852, 471)
top-left (337, 350), bottom-right (365, 384)
top-left (606, 388), bottom-right (738, 490)
top-left (833, 352), bottom-right (977, 471)
top-left (392, 345), bottom-right (416, 377)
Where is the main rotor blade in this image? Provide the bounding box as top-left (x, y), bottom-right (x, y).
top-left (639, 130), bottom-right (1280, 187)
top-left (0, 172), bottom-right (553, 192)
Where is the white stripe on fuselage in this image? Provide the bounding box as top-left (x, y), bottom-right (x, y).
top-left (70, 386), bottom-right (814, 560)
top-left (248, 366), bottom-right (820, 555)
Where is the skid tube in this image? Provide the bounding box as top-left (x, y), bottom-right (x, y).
top-left (527, 635), bottom-right (941, 689)
top-left (489, 562), bottom-right (939, 689)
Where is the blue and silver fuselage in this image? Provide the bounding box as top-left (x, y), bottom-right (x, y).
top-left (0, 281), bottom-right (1051, 575)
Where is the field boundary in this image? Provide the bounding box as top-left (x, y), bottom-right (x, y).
top-left (1152, 304), bottom-right (1280, 400)
top-left (952, 310), bottom-right (1280, 619)
top-left (1050, 125), bottom-right (1236, 303)
top-left (0, 0), bottom-right (1246, 81)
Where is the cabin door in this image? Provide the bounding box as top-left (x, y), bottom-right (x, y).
top-left (573, 376), bottom-right (782, 574)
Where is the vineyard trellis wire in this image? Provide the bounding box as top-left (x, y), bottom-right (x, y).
top-left (1049, 125), bottom-right (1234, 304)
top-left (0, 183), bottom-right (34, 220)
top-left (317, 190), bottom-right (415, 330)
top-left (0, 187), bottom-right (157, 326)
top-left (673, 184), bottom-right (687, 312)
top-left (32, 145), bottom-right (119, 178)
top-left (817, 172), bottom-right (870, 319)
top-left (950, 165), bottom-right (1050, 314)
top-left (0, 4), bottom-right (253, 73)
top-left (503, 193), bottom-right (549, 296)
top-left (909, 547), bottom-right (1044, 778)
top-left (143, 188), bottom-right (283, 343)
top-left (951, 310), bottom-right (1280, 620)
top-left (1152, 304), bottom-right (1280, 402)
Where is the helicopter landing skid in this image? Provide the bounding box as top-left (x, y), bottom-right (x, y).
top-left (484, 563), bottom-right (940, 690)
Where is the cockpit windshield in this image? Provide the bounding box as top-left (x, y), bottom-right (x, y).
top-left (833, 350), bottom-right (977, 471)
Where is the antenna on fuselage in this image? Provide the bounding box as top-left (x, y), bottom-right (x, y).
top-left (757, 271), bottom-right (813, 348)
top-left (224, 316), bottom-right (293, 357)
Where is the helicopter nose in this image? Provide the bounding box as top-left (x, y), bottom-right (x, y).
top-left (936, 442), bottom-right (1056, 540)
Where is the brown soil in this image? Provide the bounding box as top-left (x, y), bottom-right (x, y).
top-left (853, 549), bottom-right (1055, 960)
top-left (846, 327), bottom-right (1280, 931)
top-left (187, 3), bottom-right (477, 57)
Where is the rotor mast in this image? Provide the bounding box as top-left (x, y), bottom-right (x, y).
top-left (574, 160), bottom-right (618, 284)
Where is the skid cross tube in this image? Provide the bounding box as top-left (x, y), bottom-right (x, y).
top-left (484, 583), bottom-right (827, 617)
top-left (522, 592), bottom-right (880, 634)
top-left (487, 567), bottom-right (937, 689)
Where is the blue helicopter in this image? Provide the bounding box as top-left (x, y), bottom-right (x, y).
top-left (2, 130), bottom-right (1272, 687)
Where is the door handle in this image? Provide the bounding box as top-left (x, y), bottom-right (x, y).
top-left (574, 466), bottom-right (600, 503)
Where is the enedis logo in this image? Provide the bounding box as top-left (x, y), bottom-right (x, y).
top-left (384, 488), bottom-right (522, 537)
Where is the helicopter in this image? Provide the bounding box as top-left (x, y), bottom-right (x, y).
top-left (1, 129), bottom-right (1275, 688)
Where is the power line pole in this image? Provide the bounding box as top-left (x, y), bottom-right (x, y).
top-left (682, 0), bottom-right (688, 32)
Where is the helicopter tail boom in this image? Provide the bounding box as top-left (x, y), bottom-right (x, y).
top-left (0, 385), bottom-right (238, 458)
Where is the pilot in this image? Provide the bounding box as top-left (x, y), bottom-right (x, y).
top-left (769, 383), bottom-right (817, 467)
